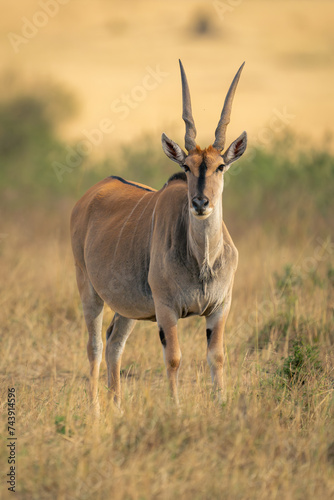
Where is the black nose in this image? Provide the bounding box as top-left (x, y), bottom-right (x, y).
top-left (192, 196), bottom-right (209, 214)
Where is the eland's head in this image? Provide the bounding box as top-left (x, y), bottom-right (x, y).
top-left (162, 60), bottom-right (247, 219)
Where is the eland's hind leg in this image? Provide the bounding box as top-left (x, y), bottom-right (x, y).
top-left (105, 313), bottom-right (136, 407)
top-left (75, 265), bottom-right (104, 414)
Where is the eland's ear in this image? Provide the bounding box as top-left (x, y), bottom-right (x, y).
top-left (161, 133), bottom-right (187, 166)
top-left (222, 131), bottom-right (247, 168)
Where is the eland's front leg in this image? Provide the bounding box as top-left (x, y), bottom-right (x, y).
top-left (206, 303), bottom-right (231, 402)
top-left (156, 305), bottom-right (182, 404)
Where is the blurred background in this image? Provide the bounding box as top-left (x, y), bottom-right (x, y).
top-left (1, 0), bottom-right (334, 207)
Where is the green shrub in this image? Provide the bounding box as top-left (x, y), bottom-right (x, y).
top-left (279, 339), bottom-right (322, 385)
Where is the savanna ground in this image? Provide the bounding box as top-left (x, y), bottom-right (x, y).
top-left (0, 82), bottom-right (334, 500)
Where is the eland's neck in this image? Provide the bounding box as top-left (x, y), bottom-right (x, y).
top-left (188, 202), bottom-right (224, 281)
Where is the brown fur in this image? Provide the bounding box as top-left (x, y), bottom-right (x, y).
top-left (185, 145), bottom-right (223, 176)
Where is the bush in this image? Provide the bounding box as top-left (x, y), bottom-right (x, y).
top-left (279, 339), bottom-right (322, 385)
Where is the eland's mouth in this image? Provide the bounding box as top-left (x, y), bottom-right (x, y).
top-left (190, 207), bottom-right (213, 220)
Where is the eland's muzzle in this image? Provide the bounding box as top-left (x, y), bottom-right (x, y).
top-left (192, 196), bottom-right (209, 216)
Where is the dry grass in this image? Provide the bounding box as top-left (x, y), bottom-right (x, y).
top-left (1, 205), bottom-right (333, 500)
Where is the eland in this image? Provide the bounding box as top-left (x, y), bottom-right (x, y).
top-left (70, 60), bottom-right (247, 409)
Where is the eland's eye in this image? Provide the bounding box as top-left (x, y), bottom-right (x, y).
top-left (216, 164), bottom-right (225, 172)
top-left (183, 165), bottom-right (190, 172)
